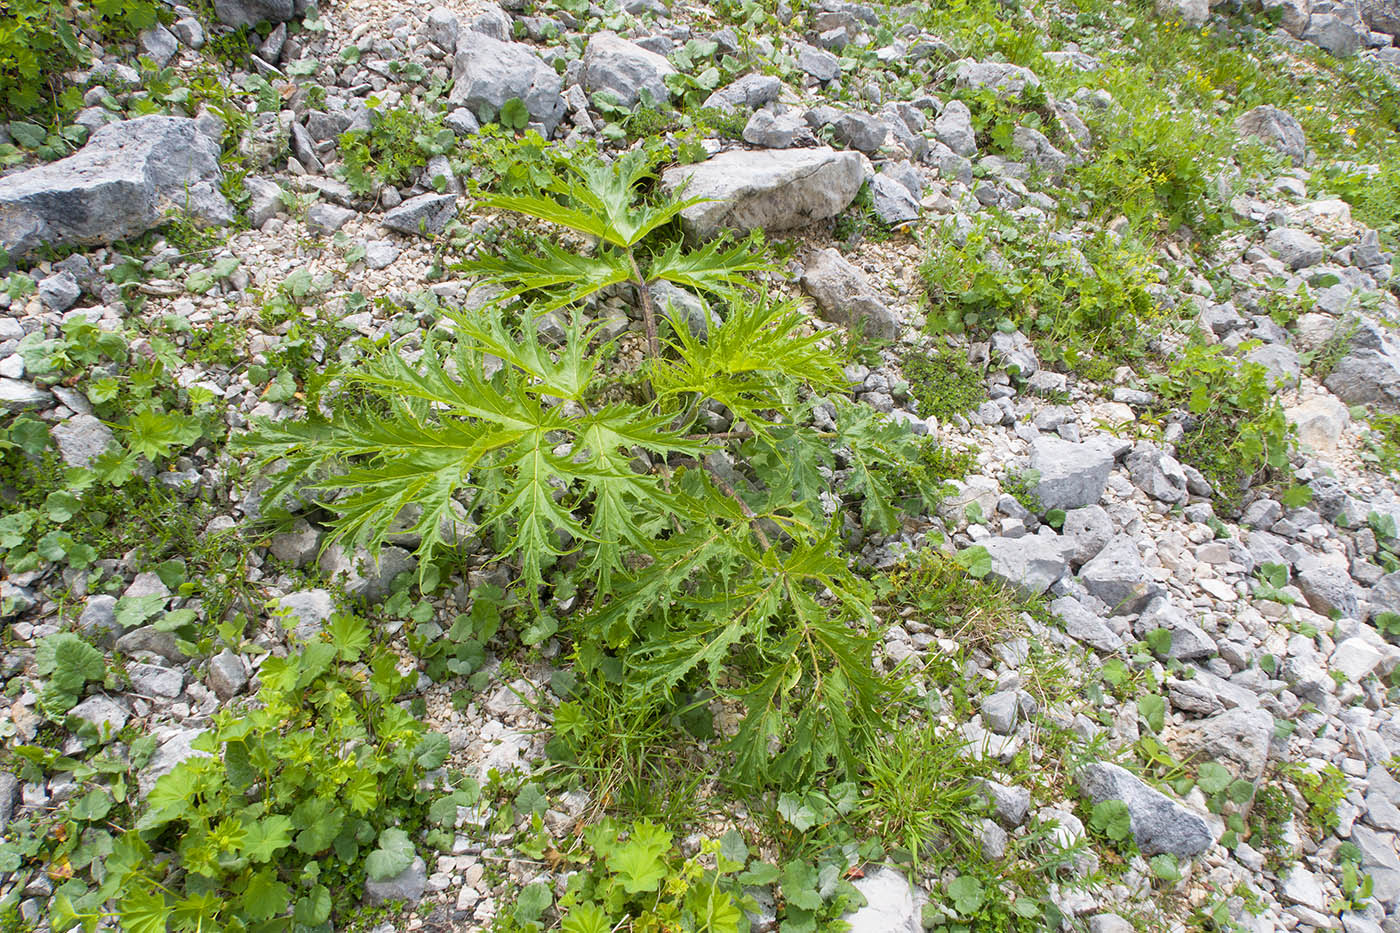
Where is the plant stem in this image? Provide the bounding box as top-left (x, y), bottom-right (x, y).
top-left (626, 248), bottom-right (661, 361)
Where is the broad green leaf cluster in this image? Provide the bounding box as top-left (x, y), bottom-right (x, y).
top-left (50, 619), bottom-right (445, 932)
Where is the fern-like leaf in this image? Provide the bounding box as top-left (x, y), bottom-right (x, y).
top-left (458, 238), bottom-right (631, 313)
top-left (647, 236), bottom-right (772, 296)
top-left (241, 310), bottom-right (704, 590)
top-left (654, 294), bottom-right (846, 439)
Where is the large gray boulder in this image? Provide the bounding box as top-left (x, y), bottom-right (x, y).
top-left (450, 32), bottom-right (565, 136)
top-left (1028, 437), bottom-right (1119, 511)
top-left (1325, 349), bottom-right (1400, 412)
top-left (582, 32), bottom-right (675, 108)
top-left (1363, 0), bottom-right (1400, 35)
top-left (660, 147), bottom-right (863, 242)
top-left (1234, 105), bottom-right (1306, 165)
top-left (213, 0), bottom-right (295, 27)
top-left (1076, 762), bottom-right (1215, 858)
top-left (1302, 13), bottom-right (1363, 55)
top-left (799, 249), bottom-right (899, 341)
top-left (0, 116), bottom-right (229, 260)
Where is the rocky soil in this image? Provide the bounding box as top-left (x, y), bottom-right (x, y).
top-left (6, 0), bottom-right (1400, 930)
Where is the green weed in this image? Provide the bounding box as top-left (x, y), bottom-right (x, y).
top-left (901, 349), bottom-right (986, 421)
top-left (1149, 341), bottom-right (1292, 511)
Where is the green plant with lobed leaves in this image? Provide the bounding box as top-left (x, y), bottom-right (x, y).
top-left (1, 0), bottom-right (165, 117)
top-left (1149, 341), bottom-right (1293, 510)
top-left (51, 618), bottom-right (445, 933)
top-left (242, 150), bottom-right (949, 789)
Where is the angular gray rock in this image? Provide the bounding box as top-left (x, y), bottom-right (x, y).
top-left (703, 74), bottom-right (783, 114)
top-left (1295, 557), bottom-right (1360, 619)
top-left (742, 109), bottom-right (811, 149)
top-left (116, 626), bottom-right (188, 664)
top-left (977, 534), bottom-right (1068, 598)
top-left (1264, 227), bottom-right (1324, 270)
top-left (1140, 599), bottom-right (1217, 660)
top-left (951, 60), bottom-right (1041, 95)
top-left (1061, 505), bottom-right (1114, 566)
top-left (1325, 349), bottom-right (1400, 411)
top-left (1076, 762), bottom-right (1215, 857)
top-left (582, 32), bottom-right (675, 108)
top-left (68, 695), bottom-right (131, 735)
top-left (799, 248), bottom-right (899, 341)
top-left (450, 32), bottom-right (565, 136)
top-left (0, 773), bottom-right (19, 832)
top-left (976, 778), bottom-right (1031, 826)
top-left (1303, 14), bottom-right (1363, 56)
top-left (933, 100), bottom-right (977, 156)
top-left (1244, 342), bottom-right (1301, 389)
top-left (77, 594), bottom-right (121, 646)
top-left (0, 379), bottom-right (52, 412)
top-left (276, 589), bottom-right (336, 640)
top-left (38, 271), bottom-right (81, 311)
top-left (214, 0), bottom-right (295, 27)
top-left (869, 174), bottom-right (919, 225)
top-left (1012, 126), bottom-right (1069, 177)
top-left (129, 662), bottom-right (184, 699)
top-left (833, 111), bottom-right (892, 155)
top-left (307, 202), bottom-right (355, 235)
top-left (0, 116), bottom-right (229, 260)
top-left (1263, 0), bottom-right (1312, 35)
top-left (982, 691), bottom-right (1020, 734)
top-left (1088, 916), bottom-right (1135, 933)
top-left (382, 193), bottom-right (458, 237)
top-left (1166, 708), bottom-right (1274, 783)
top-left (1233, 105), bottom-right (1306, 165)
top-left (795, 44), bottom-right (840, 82)
top-left (1028, 437), bottom-right (1118, 511)
top-left (207, 649), bottom-right (249, 700)
top-left (1079, 534), bottom-right (1162, 615)
top-left (651, 280), bottom-right (716, 339)
top-left (1363, 0), bottom-right (1400, 34)
top-left (1126, 442), bottom-right (1188, 504)
top-left (51, 414), bottom-right (114, 469)
top-left (1051, 596), bottom-right (1124, 652)
top-left (661, 148), bottom-right (864, 242)
top-left (320, 543), bottom-right (416, 601)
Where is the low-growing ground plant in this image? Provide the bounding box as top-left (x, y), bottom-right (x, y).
top-left (340, 105), bottom-right (456, 196)
top-left (901, 349), bottom-right (985, 420)
top-left (1150, 341), bottom-right (1293, 511)
top-left (0, 0), bottom-right (166, 117)
top-left (920, 213), bottom-right (1162, 379)
top-left (48, 620), bottom-right (447, 931)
